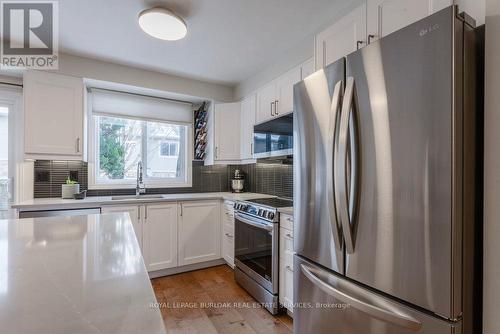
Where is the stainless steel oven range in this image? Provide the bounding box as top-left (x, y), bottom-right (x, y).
top-left (233, 197), bottom-right (293, 315)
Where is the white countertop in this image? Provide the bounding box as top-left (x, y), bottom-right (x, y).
top-left (278, 206), bottom-right (294, 215)
top-left (12, 192), bottom-right (276, 211)
top-left (0, 213), bottom-right (166, 334)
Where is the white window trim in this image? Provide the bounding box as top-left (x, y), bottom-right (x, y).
top-left (87, 113), bottom-right (193, 190)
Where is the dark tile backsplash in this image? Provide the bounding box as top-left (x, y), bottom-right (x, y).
top-left (229, 163), bottom-right (293, 199)
top-left (34, 160), bottom-right (293, 199)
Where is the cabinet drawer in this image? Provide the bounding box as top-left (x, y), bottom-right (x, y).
top-left (280, 213), bottom-right (293, 230)
top-left (280, 227), bottom-right (294, 262)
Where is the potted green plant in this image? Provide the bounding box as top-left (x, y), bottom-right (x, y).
top-left (61, 177), bottom-right (80, 199)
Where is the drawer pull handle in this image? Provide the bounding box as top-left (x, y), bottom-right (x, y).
top-left (225, 233), bottom-right (234, 238)
top-left (286, 233), bottom-right (293, 238)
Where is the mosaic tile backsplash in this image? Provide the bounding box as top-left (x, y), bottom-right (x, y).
top-left (34, 160), bottom-right (293, 199)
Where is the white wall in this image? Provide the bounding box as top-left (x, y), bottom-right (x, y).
top-left (483, 0), bottom-right (500, 332)
top-left (0, 54), bottom-right (235, 102)
top-left (50, 53), bottom-right (234, 103)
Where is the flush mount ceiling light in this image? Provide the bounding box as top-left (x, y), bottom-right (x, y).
top-left (138, 7), bottom-right (187, 41)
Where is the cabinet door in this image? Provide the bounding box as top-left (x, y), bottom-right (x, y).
top-left (143, 203), bottom-right (178, 271)
top-left (222, 222), bottom-right (235, 267)
top-left (256, 81), bottom-right (277, 124)
top-left (214, 102), bottom-right (241, 161)
top-left (367, 0), bottom-right (452, 42)
top-left (301, 58), bottom-right (315, 80)
top-left (240, 94), bottom-right (256, 160)
top-left (315, 4), bottom-right (366, 70)
top-left (101, 205), bottom-right (142, 249)
top-left (276, 66), bottom-right (301, 116)
top-left (279, 256), bottom-right (294, 312)
top-left (222, 202), bottom-right (235, 266)
top-left (178, 200), bottom-right (221, 266)
top-left (24, 71), bottom-right (84, 157)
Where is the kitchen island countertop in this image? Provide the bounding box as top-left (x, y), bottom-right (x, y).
top-left (0, 213), bottom-right (166, 334)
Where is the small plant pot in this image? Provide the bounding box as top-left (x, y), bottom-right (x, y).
top-left (62, 184), bottom-right (80, 199)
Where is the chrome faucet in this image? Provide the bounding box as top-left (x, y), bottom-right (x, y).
top-left (136, 161), bottom-right (146, 196)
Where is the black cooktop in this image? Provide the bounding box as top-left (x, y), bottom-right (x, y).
top-left (246, 197), bottom-right (293, 208)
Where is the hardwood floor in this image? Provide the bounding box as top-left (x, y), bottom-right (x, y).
top-left (151, 265), bottom-right (293, 334)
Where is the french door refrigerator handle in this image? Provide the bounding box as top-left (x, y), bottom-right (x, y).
top-left (300, 264), bottom-right (422, 331)
top-left (335, 76), bottom-right (358, 254)
top-left (327, 80), bottom-right (344, 251)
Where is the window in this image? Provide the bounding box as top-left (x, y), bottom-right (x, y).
top-left (160, 141), bottom-right (179, 157)
top-left (0, 106), bottom-right (9, 213)
top-left (88, 89), bottom-right (193, 189)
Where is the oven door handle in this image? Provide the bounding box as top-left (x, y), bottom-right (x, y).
top-left (235, 213), bottom-right (274, 232)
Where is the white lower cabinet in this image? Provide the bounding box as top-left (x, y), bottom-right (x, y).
top-left (222, 200), bottom-right (235, 267)
top-left (178, 200), bottom-right (221, 266)
top-left (143, 203), bottom-right (178, 271)
top-left (102, 203), bottom-right (178, 272)
top-left (279, 214), bottom-right (295, 314)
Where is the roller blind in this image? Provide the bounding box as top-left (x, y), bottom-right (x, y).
top-left (90, 88), bottom-right (193, 124)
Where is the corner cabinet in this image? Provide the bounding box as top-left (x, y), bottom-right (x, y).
top-left (178, 200), bottom-right (221, 266)
top-left (24, 70), bottom-right (85, 160)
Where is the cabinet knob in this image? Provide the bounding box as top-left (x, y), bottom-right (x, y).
top-left (286, 265), bottom-right (293, 272)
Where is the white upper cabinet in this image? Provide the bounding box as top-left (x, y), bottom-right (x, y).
top-left (256, 81), bottom-right (277, 124)
top-left (143, 203), bottom-right (178, 272)
top-left (240, 94), bottom-right (256, 161)
top-left (178, 200), bottom-right (221, 266)
top-left (367, 0), bottom-right (452, 42)
top-left (301, 58), bottom-right (315, 80)
top-left (315, 4), bottom-right (367, 70)
top-left (214, 102), bottom-right (241, 161)
top-left (276, 66), bottom-right (301, 117)
top-left (256, 66), bottom-right (301, 124)
top-left (24, 70), bottom-right (84, 160)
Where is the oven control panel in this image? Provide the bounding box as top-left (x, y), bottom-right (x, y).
top-left (234, 201), bottom-right (278, 222)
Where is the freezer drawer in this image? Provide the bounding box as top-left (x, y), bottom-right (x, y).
top-left (294, 255), bottom-right (461, 334)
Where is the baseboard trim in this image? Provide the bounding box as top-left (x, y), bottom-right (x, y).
top-left (148, 258), bottom-right (227, 278)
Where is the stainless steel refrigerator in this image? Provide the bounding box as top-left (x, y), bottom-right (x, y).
top-left (293, 6), bottom-right (483, 334)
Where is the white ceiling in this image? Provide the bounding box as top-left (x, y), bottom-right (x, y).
top-left (59, 0), bottom-right (354, 86)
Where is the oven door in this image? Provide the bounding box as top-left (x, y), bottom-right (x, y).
top-left (234, 212), bottom-right (278, 294)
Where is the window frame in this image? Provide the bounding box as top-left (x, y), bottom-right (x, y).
top-left (88, 113), bottom-right (193, 190)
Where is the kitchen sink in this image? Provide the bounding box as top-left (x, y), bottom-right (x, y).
top-left (111, 195), bottom-right (165, 200)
